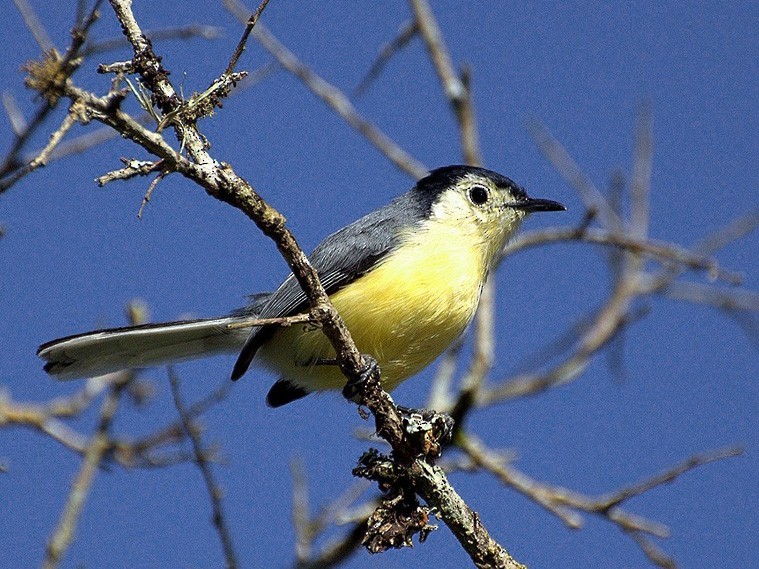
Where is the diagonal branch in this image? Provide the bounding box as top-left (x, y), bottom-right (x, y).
top-left (42, 376), bottom-right (128, 569)
top-left (410, 0), bottom-right (481, 165)
top-left (354, 19), bottom-right (419, 97)
top-left (459, 434), bottom-right (743, 568)
top-left (223, 0), bottom-right (427, 179)
top-left (169, 370), bottom-right (238, 569)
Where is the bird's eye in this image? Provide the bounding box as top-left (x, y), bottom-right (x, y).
top-left (468, 185), bottom-right (489, 206)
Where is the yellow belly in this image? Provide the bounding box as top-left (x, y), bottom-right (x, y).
top-left (257, 225), bottom-right (489, 392)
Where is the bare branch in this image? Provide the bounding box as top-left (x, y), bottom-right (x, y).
top-left (0, 104), bottom-right (54, 191)
top-left (629, 532), bottom-right (677, 569)
top-left (291, 458), bottom-right (312, 563)
top-left (1, 0), bottom-right (104, 193)
top-left (660, 280), bottom-right (759, 313)
top-left (410, 0), bottom-right (481, 165)
top-left (426, 336), bottom-right (463, 412)
top-left (96, 157), bottom-right (163, 186)
top-left (9, 4), bottom-right (751, 569)
top-left (83, 24), bottom-right (223, 56)
top-left (354, 20), bottom-right (418, 97)
top-left (631, 102), bottom-right (653, 238)
top-left (13, 0), bottom-right (54, 52)
top-left (0, 92), bottom-right (86, 191)
top-left (137, 168), bottom-right (169, 218)
top-left (289, 467), bottom-right (373, 568)
top-left (224, 0), bottom-right (271, 76)
top-left (224, 312), bottom-right (313, 330)
top-left (293, 522), bottom-right (367, 569)
top-left (222, 0), bottom-right (427, 179)
top-left (503, 225), bottom-right (746, 286)
top-left (480, 273), bottom-right (637, 404)
top-left (595, 446), bottom-right (744, 511)
top-left (254, 20), bottom-right (427, 179)
top-left (459, 435), bottom-right (743, 567)
top-left (409, 459), bottom-right (526, 569)
top-left (2, 92), bottom-right (27, 135)
top-left (169, 370), bottom-right (238, 569)
top-left (528, 119), bottom-right (624, 230)
top-left (42, 376), bottom-right (128, 569)
top-left (409, 0), bottom-right (492, 427)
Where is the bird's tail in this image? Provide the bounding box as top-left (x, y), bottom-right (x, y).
top-left (37, 316), bottom-right (253, 380)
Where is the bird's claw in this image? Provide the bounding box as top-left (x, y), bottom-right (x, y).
top-left (342, 355), bottom-right (379, 401)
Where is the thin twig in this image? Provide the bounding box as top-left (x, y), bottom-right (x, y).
top-left (0, 105), bottom-right (54, 191)
top-left (288, 469), bottom-right (373, 568)
top-left (169, 370), bottom-right (238, 569)
top-left (2, 92), bottom-right (27, 135)
top-left (224, 312), bottom-right (312, 330)
top-left (481, 263), bottom-right (639, 404)
top-left (410, 0), bottom-right (491, 422)
top-left (13, 0), bottom-right (54, 52)
top-left (629, 532), bottom-right (676, 569)
top-left (503, 225), bottom-right (746, 285)
top-left (83, 24), bottom-right (223, 56)
top-left (293, 521), bottom-right (368, 569)
top-left (426, 336), bottom-right (463, 412)
top-left (631, 102), bottom-right (653, 238)
top-left (410, 0), bottom-right (481, 164)
top-left (354, 20), bottom-right (418, 97)
top-left (97, 157), bottom-right (163, 186)
top-left (595, 446), bottom-right (744, 511)
top-left (459, 435), bottom-right (743, 567)
top-left (253, 20), bottom-right (427, 179)
top-left (42, 378), bottom-right (128, 569)
top-left (0, 107), bottom-right (80, 191)
top-left (528, 119), bottom-right (624, 231)
top-left (659, 280), bottom-right (759, 313)
top-left (1, 0), bottom-right (104, 193)
top-left (222, 0), bottom-right (427, 179)
top-left (224, 0), bottom-right (271, 76)
top-left (291, 458), bottom-right (312, 563)
top-left (137, 168), bottom-right (169, 218)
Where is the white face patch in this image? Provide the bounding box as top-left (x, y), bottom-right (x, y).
top-left (426, 175), bottom-right (528, 270)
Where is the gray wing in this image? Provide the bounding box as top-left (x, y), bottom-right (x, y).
top-left (230, 192), bottom-right (425, 380)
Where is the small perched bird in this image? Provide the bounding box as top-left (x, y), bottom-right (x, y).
top-left (38, 165), bottom-right (564, 407)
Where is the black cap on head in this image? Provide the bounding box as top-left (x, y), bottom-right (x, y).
top-left (417, 165), bottom-right (527, 199)
top-left (416, 165), bottom-right (565, 213)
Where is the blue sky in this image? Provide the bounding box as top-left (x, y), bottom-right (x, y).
top-left (1, 2), bottom-right (756, 568)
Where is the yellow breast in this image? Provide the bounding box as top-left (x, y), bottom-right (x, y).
top-left (258, 219), bottom-right (492, 393)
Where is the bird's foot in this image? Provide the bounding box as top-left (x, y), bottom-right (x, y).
top-left (341, 355), bottom-right (379, 401)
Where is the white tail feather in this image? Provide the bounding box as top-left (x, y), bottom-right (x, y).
top-left (38, 317), bottom-right (251, 380)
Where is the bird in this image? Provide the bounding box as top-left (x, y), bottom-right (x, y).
top-left (38, 165), bottom-right (565, 407)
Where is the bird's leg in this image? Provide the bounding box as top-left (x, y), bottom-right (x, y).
top-left (322, 355), bottom-right (454, 456)
top-left (309, 356), bottom-right (380, 401)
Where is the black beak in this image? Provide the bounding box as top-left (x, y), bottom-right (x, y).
top-left (515, 197), bottom-right (566, 212)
